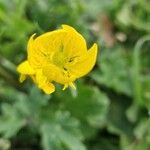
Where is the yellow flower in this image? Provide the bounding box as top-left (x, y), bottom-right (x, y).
top-left (17, 25), bottom-right (98, 94)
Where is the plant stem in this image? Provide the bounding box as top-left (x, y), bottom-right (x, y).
top-left (133, 35), bottom-right (150, 105)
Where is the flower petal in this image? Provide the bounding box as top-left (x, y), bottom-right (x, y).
top-left (27, 33), bottom-right (36, 55)
top-left (35, 69), bottom-right (55, 94)
top-left (70, 43), bottom-right (98, 78)
top-left (30, 26), bottom-right (87, 68)
top-left (62, 24), bottom-right (77, 32)
top-left (27, 33), bottom-right (49, 69)
top-left (62, 25), bottom-right (87, 56)
top-left (17, 60), bottom-right (35, 74)
top-left (43, 64), bottom-right (76, 84)
top-left (41, 82), bottom-right (55, 94)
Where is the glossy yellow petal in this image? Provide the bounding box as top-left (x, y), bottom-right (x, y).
top-left (17, 60), bottom-right (35, 74)
top-left (43, 64), bottom-right (76, 84)
top-left (27, 31), bottom-right (66, 69)
top-left (35, 69), bottom-right (46, 86)
top-left (27, 34), bottom-right (49, 69)
top-left (27, 33), bottom-right (36, 55)
top-left (35, 69), bottom-right (55, 94)
top-left (41, 82), bottom-right (55, 94)
top-left (34, 30), bottom-right (66, 54)
top-left (61, 25), bottom-right (87, 56)
top-left (70, 43), bottom-right (98, 78)
top-left (29, 26), bottom-right (87, 67)
top-left (62, 24), bottom-right (77, 32)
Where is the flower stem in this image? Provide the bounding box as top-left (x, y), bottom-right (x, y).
top-left (133, 35), bottom-right (150, 105)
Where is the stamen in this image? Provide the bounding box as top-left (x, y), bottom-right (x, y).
top-left (68, 58), bottom-right (74, 62)
top-left (63, 67), bottom-right (67, 71)
top-left (68, 56), bottom-right (78, 63)
top-left (63, 84), bottom-right (68, 90)
top-left (69, 82), bottom-right (76, 89)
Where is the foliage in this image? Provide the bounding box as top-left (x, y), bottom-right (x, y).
top-left (0, 0), bottom-right (150, 149)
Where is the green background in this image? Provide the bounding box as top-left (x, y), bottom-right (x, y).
top-left (0, 0), bottom-right (150, 149)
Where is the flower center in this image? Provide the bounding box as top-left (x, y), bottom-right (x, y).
top-left (52, 51), bottom-right (68, 68)
top-left (51, 44), bottom-right (79, 74)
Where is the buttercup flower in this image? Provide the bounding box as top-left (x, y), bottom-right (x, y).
top-left (17, 25), bottom-right (98, 94)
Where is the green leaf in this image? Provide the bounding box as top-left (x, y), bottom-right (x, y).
top-left (53, 82), bottom-right (109, 138)
top-left (134, 118), bottom-right (150, 143)
top-left (120, 127), bottom-right (150, 150)
top-left (57, 82), bottom-right (109, 127)
top-left (0, 103), bottom-right (26, 138)
top-left (40, 111), bottom-right (86, 150)
top-left (0, 86), bottom-right (51, 138)
top-left (107, 95), bottom-right (134, 136)
top-left (91, 47), bottom-right (132, 96)
top-left (89, 138), bottom-right (119, 150)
